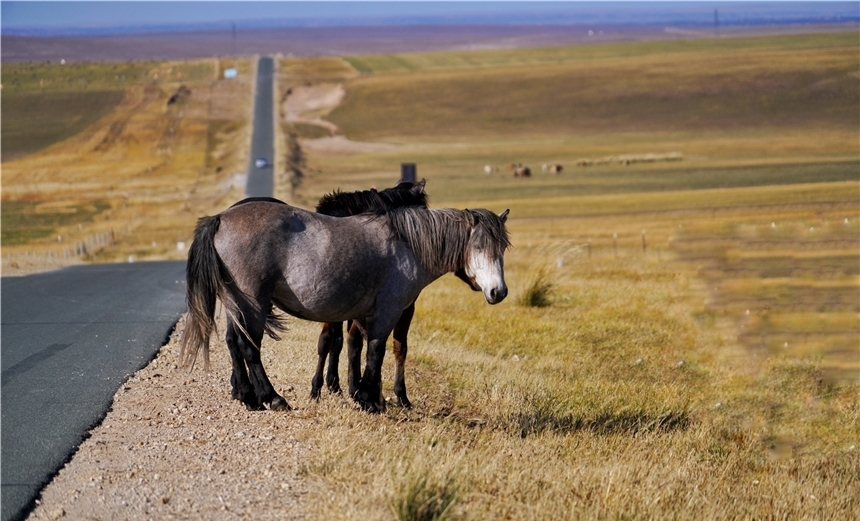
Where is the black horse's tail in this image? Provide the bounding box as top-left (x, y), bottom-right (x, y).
top-left (180, 214), bottom-right (223, 370)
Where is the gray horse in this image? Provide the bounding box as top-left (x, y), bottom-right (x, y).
top-left (181, 202), bottom-right (511, 412)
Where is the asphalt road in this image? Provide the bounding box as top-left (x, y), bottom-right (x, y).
top-left (246, 56), bottom-right (275, 198)
top-left (1, 55), bottom-right (276, 521)
top-left (1, 261), bottom-right (187, 521)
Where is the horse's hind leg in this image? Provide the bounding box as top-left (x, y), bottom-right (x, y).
top-left (229, 314), bottom-right (291, 411)
top-left (311, 323), bottom-right (333, 399)
top-left (325, 321), bottom-right (344, 394)
top-left (346, 319), bottom-right (365, 400)
top-left (392, 303), bottom-right (415, 409)
top-left (226, 321), bottom-right (262, 410)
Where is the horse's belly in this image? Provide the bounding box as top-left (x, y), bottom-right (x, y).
top-left (272, 281), bottom-right (375, 323)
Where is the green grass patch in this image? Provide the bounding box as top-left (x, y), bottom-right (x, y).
top-left (345, 32), bottom-right (858, 74)
top-left (1, 90), bottom-right (125, 161)
top-left (282, 56), bottom-right (357, 83)
top-left (1, 59), bottom-right (213, 93)
top-left (334, 32), bottom-right (859, 140)
top-left (1, 199), bottom-right (112, 245)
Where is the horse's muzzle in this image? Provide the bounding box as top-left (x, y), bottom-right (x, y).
top-left (485, 285), bottom-right (508, 305)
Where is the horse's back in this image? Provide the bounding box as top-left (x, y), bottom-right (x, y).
top-left (214, 201), bottom-right (412, 322)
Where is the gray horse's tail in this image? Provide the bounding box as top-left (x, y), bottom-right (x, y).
top-left (180, 214), bottom-right (223, 370)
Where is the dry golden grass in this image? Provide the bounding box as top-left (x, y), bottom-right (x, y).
top-left (264, 244), bottom-right (857, 520)
top-left (264, 33), bottom-right (858, 519)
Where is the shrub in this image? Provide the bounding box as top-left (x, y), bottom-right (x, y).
top-left (518, 264), bottom-right (554, 307)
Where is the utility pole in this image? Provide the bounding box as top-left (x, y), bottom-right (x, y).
top-left (714, 9), bottom-right (719, 37)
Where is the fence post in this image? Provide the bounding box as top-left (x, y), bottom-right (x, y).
top-left (400, 163), bottom-right (416, 182)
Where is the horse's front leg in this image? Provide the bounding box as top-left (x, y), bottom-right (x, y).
top-left (392, 303), bottom-right (416, 409)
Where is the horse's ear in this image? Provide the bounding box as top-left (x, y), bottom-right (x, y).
top-left (499, 209), bottom-right (510, 222)
top-left (465, 209), bottom-right (478, 225)
top-left (413, 178), bottom-right (426, 193)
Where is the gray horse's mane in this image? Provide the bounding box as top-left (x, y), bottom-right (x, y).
top-left (378, 207), bottom-right (511, 273)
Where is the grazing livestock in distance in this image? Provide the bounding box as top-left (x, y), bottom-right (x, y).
top-left (484, 165), bottom-right (497, 175)
top-left (542, 163), bottom-right (564, 174)
top-left (181, 201), bottom-right (511, 413)
top-left (509, 163), bottom-right (531, 177)
top-left (576, 152), bottom-right (683, 167)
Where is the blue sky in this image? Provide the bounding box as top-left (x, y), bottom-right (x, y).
top-left (2, 2), bottom-right (857, 35)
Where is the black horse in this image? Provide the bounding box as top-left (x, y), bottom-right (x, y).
top-left (311, 179), bottom-right (428, 407)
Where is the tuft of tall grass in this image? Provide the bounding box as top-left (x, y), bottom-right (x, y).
top-left (390, 465), bottom-right (461, 521)
top-left (518, 264), bottom-right (554, 307)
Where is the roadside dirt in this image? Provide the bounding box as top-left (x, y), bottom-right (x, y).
top-left (26, 311), bottom-right (320, 521)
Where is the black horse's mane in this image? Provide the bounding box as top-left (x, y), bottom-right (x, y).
top-left (315, 180), bottom-right (428, 217)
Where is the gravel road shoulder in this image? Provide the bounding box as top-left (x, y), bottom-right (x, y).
top-left (27, 312), bottom-right (317, 521)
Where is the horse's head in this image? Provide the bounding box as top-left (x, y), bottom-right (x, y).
top-left (456, 209), bottom-right (510, 305)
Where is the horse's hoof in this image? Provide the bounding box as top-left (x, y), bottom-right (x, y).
top-left (327, 376), bottom-right (342, 394)
top-left (363, 402), bottom-right (384, 414)
top-left (352, 389), bottom-right (383, 413)
top-left (238, 391), bottom-right (262, 410)
top-left (269, 396), bottom-right (292, 411)
top-left (309, 388), bottom-right (321, 401)
top-left (358, 397), bottom-right (386, 414)
top-left (397, 396), bottom-right (412, 409)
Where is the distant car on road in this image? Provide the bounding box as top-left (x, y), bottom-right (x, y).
top-left (255, 158), bottom-right (268, 168)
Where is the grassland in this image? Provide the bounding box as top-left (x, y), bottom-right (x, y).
top-left (273, 32), bottom-right (858, 520)
top-left (1, 57), bottom-right (253, 271)
top-left (1, 90), bottom-right (125, 161)
top-left (1, 30), bottom-right (856, 520)
top-left (333, 32), bottom-right (858, 140)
